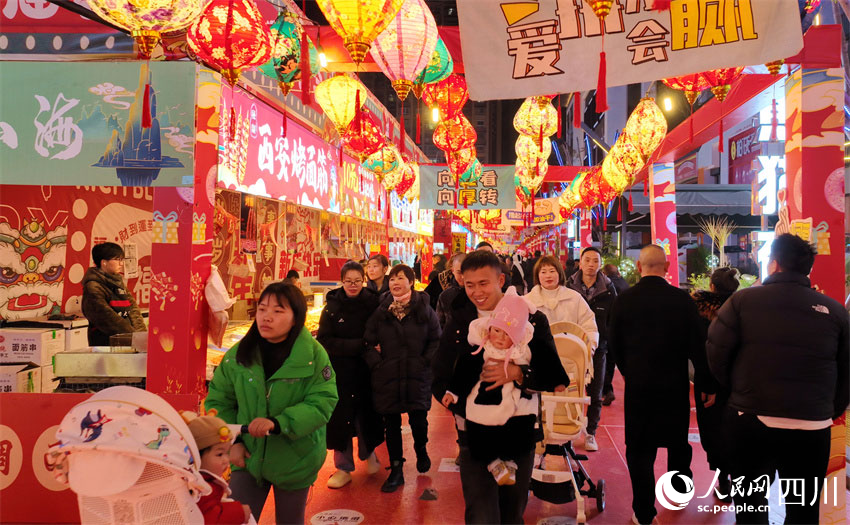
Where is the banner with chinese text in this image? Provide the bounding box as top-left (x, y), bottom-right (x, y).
top-left (457, 0), bottom-right (803, 100)
top-left (419, 165), bottom-right (516, 210)
top-left (339, 154), bottom-right (386, 224)
top-left (504, 197), bottom-right (562, 227)
top-left (0, 61), bottom-right (196, 186)
top-left (217, 88), bottom-right (340, 213)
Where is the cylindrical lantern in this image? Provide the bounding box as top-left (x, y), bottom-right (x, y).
top-left (87, 0), bottom-right (203, 57)
top-left (513, 96), bottom-right (558, 140)
top-left (433, 114), bottom-right (476, 152)
top-left (622, 97), bottom-right (667, 161)
top-left (446, 147), bottom-right (476, 176)
top-left (259, 11), bottom-right (320, 95)
top-left (601, 140), bottom-right (645, 194)
top-left (363, 145), bottom-right (401, 180)
top-left (370, 0), bottom-right (438, 101)
top-left (413, 38), bottom-right (453, 96)
top-left (422, 74), bottom-right (468, 120)
top-left (317, 0), bottom-right (404, 64)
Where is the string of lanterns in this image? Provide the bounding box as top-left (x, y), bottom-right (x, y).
top-left (513, 95), bottom-right (558, 216)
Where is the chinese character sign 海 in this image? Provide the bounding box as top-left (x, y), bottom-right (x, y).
top-left (419, 165), bottom-right (516, 211)
top-left (457, 0), bottom-right (803, 101)
top-left (0, 61), bottom-right (196, 186)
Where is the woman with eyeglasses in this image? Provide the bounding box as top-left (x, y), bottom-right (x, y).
top-left (316, 260), bottom-right (385, 489)
top-left (81, 242), bottom-right (145, 346)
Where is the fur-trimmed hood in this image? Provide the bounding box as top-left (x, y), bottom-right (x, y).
top-left (692, 290), bottom-right (733, 321)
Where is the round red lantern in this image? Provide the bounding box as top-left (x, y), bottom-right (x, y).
top-left (342, 110), bottom-right (386, 161)
top-left (422, 74), bottom-right (468, 120)
top-left (433, 114), bottom-right (476, 152)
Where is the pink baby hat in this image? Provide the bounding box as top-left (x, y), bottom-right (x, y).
top-left (488, 287), bottom-right (535, 347)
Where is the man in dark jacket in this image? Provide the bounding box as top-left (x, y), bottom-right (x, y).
top-left (567, 247), bottom-right (617, 451)
top-left (608, 245), bottom-right (704, 525)
top-left (707, 233), bottom-right (849, 524)
top-left (601, 263), bottom-right (629, 405)
top-left (436, 252), bottom-right (465, 328)
top-left (522, 250), bottom-right (541, 292)
top-left (432, 250), bottom-right (568, 524)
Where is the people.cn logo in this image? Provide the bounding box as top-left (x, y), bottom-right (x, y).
top-left (655, 471), bottom-right (695, 511)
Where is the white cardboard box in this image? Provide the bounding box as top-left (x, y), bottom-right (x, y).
top-left (0, 328), bottom-right (65, 366)
top-left (0, 364), bottom-right (40, 393)
top-left (41, 363), bottom-right (58, 393)
top-left (65, 326), bottom-right (88, 351)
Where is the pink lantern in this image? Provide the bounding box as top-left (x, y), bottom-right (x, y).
top-left (370, 0), bottom-right (438, 101)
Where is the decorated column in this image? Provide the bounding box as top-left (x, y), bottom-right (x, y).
top-left (784, 61), bottom-right (845, 302)
top-left (649, 163), bottom-right (678, 286)
top-left (147, 68), bottom-right (218, 398)
top-left (579, 210), bottom-right (592, 251)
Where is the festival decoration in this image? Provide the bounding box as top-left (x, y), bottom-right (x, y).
top-left (152, 210), bottom-right (179, 244)
top-left (192, 212), bottom-right (206, 244)
top-left (459, 158), bottom-right (483, 184)
top-left (422, 74), bottom-right (468, 119)
top-left (513, 95), bottom-right (558, 210)
top-left (433, 114), bottom-right (477, 153)
top-left (341, 109), bottom-right (386, 161)
top-left (765, 59), bottom-right (784, 76)
top-left (315, 75), bottom-right (368, 134)
top-left (316, 0), bottom-right (404, 64)
top-left (370, 0), bottom-right (438, 101)
top-left (446, 147), bottom-right (477, 176)
top-left (363, 145), bottom-right (401, 180)
top-left (86, 0), bottom-right (203, 58)
top-left (621, 97), bottom-right (667, 161)
top-left (513, 96), bottom-right (558, 141)
top-left (260, 11), bottom-right (320, 96)
top-left (587, 0), bottom-right (613, 112)
top-left (701, 67), bottom-right (743, 152)
top-left (662, 73), bottom-right (710, 141)
top-left (558, 171), bottom-right (586, 217)
top-left (413, 38), bottom-right (453, 96)
top-left (601, 140), bottom-right (644, 194)
top-left (579, 167), bottom-right (605, 208)
top-left (515, 134), bottom-right (552, 169)
top-left (187, 0), bottom-right (272, 86)
top-left (394, 160), bottom-right (417, 197)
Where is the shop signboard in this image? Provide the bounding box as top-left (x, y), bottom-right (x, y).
top-left (390, 192), bottom-right (420, 233)
top-left (674, 151), bottom-right (697, 184)
top-left (419, 165), bottom-right (516, 211)
top-left (728, 127), bottom-right (761, 184)
top-left (504, 197), bottom-right (561, 226)
top-left (217, 88), bottom-right (340, 214)
top-left (340, 156), bottom-right (385, 224)
top-left (457, 0), bottom-right (803, 101)
top-left (0, 61), bottom-right (196, 187)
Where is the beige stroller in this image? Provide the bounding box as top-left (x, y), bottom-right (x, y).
top-left (530, 321), bottom-right (605, 523)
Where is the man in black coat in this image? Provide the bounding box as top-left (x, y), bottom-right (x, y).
top-left (608, 245), bottom-right (704, 525)
top-left (707, 234), bottom-right (849, 524)
top-left (432, 250), bottom-right (568, 524)
top-left (436, 252), bottom-right (466, 329)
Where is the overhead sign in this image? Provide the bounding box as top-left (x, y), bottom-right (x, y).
top-left (457, 0), bottom-right (803, 100)
top-left (217, 88), bottom-right (340, 213)
top-left (505, 197), bottom-right (562, 226)
top-left (0, 61), bottom-right (196, 187)
top-left (419, 165), bottom-right (516, 211)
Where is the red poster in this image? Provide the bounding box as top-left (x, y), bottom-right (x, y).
top-left (728, 128), bottom-right (761, 185)
top-left (650, 163), bottom-right (679, 287)
top-left (217, 88), bottom-right (340, 214)
top-left (0, 185), bottom-right (154, 321)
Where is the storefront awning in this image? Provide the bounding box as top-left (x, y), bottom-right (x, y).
top-left (629, 184), bottom-right (754, 216)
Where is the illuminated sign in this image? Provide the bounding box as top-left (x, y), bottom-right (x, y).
top-left (758, 98), bottom-right (785, 142)
top-left (754, 231), bottom-right (775, 279)
top-left (754, 155), bottom-right (786, 215)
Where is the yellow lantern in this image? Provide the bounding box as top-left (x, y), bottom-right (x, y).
top-left (315, 75), bottom-right (368, 134)
top-left (317, 0), bottom-right (405, 64)
top-left (515, 134), bottom-right (551, 169)
top-left (513, 96), bottom-right (557, 141)
top-left (601, 141), bottom-right (645, 194)
top-left (622, 97), bottom-right (667, 161)
top-left (87, 0), bottom-right (203, 57)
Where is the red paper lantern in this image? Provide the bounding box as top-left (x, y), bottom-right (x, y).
top-left (579, 167), bottom-right (604, 208)
top-left (662, 74), bottom-right (710, 107)
top-left (433, 114), bottom-right (476, 152)
top-left (701, 67), bottom-right (743, 103)
top-left (188, 0), bottom-right (272, 85)
top-left (341, 110), bottom-right (385, 161)
top-left (447, 147), bottom-right (476, 176)
top-left (422, 74), bottom-right (468, 120)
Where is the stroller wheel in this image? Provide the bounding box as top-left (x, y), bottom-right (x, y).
top-left (595, 479), bottom-right (606, 513)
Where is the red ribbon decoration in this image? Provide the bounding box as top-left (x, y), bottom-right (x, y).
top-left (573, 92), bottom-right (581, 128)
top-left (300, 30), bottom-right (312, 106)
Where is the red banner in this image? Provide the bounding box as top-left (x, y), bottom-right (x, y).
top-left (650, 163), bottom-right (679, 287)
top-left (217, 88), bottom-right (340, 214)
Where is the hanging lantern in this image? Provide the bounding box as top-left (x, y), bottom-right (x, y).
top-left (363, 145), bottom-right (401, 181)
top-left (341, 109), bottom-right (386, 161)
top-left (515, 134), bottom-right (551, 169)
top-left (317, 0), bottom-right (404, 64)
top-left (315, 75), bottom-right (368, 134)
top-left (765, 59), bottom-right (784, 76)
top-left (446, 147), bottom-right (476, 176)
top-left (558, 171), bottom-right (586, 212)
top-left (382, 157), bottom-right (408, 191)
top-left (587, 0), bottom-right (614, 18)
top-left (433, 114), bottom-right (476, 152)
top-left (422, 74), bottom-right (468, 120)
top-left (459, 158), bottom-right (483, 184)
top-left (370, 0), bottom-right (438, 101)
top-left (187, 0), bottom-right (272, 85)
top-left (601, 140), bottom-right (644, 194)
top-left (394, 160), bottom-right (417, 197)
top-left (622, 97), bottom-right (667, 161)
top-left (596, 176), bottom-right (619, 203)
top-left (579, 167), bottom-right (606, 208)
top-left (87, 0), bottom-right (203, 58)
top-left (586, 0), bottom-right (613, 112)
top-left (513, 97), bottom-right (558, 140)
top-left (701, 67), bottom-right (743, 103)
top-left (412, 38), bottom-right (453, 97)
top-left (403, 164), bottom-right (421, 202)
top-left (259, 11), bottom-right (320, 96)
top-left (662, 74), bottom-right (709, 142)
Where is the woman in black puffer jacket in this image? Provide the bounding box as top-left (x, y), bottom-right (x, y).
top-left (317, 261), bottom-right (385, 490)
top-left (692, 267), bottom-right (739, 500)
top-left (363, 264), bottom-right (441, 493)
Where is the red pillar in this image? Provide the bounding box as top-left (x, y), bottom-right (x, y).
top-left (649, 163), bottom-right (679, 287)
top-left (147, 68), bottom-right (217, 399)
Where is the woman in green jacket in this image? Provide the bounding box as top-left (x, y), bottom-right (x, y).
top-left (205, 282), bottom-right (338, 524)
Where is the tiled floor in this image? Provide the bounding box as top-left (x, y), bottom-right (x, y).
top-left (254, 372), bottom-right (821, 524)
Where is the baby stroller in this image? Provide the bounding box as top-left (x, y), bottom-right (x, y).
top-left (47, 386), bottom-right (212, 524)
top-left (530, 321), bottom-right (605, 523)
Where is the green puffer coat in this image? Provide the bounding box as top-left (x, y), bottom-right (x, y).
top-left (205, 327), bottom-right (338, 490)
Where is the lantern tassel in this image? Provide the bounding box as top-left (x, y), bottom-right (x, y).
top-left (689, 103), bottom-right (694, 143)
top-left (718, 106), bottom-right (724, 153)
top-left (416, 107), bottom-right (421, 144)
top-left (282, 108), bottom-right (288, 137)
top-left (596, 51), bottom-right (608, 113)
top-left (628, 190), bottom-right (633, 212)
top-left (399, 102), bottom-right (406, 156)
top-left (603, 205), bottom-right (607, 230)
top-left (142, 82), bottom-right (152, 129)
top-left (770, 98), bottom-right (778, 141)
top-left (617, 198), bottom-right (622, 221)
top-left (300, 30), bottom-right (312, 106)
top-left (573, 92), bottom-right (581, 128)
top-left (556, 94), bottom-right (562, 139)
top-left (229, 106), bottom-right (236, 141)
top-left (651, 0), bottom-right (672, 10)
top-left (643, 180), bottom-right (648, 197)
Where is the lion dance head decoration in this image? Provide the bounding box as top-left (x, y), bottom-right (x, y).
top-left (0, 218), bottom-right (67, 320)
